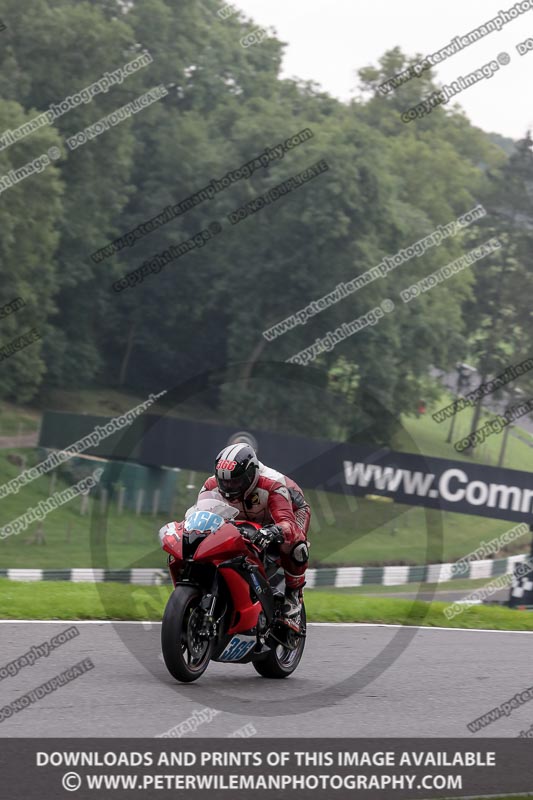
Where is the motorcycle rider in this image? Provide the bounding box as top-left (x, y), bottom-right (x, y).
top-left (198, 443), bottom-right (311, 627)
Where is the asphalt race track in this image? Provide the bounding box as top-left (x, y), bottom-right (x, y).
top-left (1, 621), bottom-right (531, 739)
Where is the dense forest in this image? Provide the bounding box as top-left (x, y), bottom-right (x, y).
top-left (1, 0), bottom-right (532, 442)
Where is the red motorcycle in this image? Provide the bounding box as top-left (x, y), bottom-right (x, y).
top-left (159, 491), bottom-right (306, 683)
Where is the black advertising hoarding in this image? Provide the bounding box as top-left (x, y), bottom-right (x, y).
top-left (40, 412), bottom-right (533, 523)
top-left (138, 415), bottom-right (336, 478)
top-left (293, 443), bottom-right (533, 524)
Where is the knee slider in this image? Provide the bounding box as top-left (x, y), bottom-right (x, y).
top-left (290, 542), bottom-right (309, 564)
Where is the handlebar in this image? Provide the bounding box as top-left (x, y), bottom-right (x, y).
top-left (242, 526), bottom-right (284, 549)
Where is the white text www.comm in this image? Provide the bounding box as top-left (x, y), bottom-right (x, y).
top-left (343, 462), bottom-right (533, 515)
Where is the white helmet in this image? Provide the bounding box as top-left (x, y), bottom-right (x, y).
top-left (214, 443), bottom-right (260, 501)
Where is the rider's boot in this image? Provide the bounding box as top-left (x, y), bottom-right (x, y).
top-left (281, 586), bottom-right (302, 630)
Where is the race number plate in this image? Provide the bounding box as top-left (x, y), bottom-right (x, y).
top-left (219, 635), bottom-right (256, 662)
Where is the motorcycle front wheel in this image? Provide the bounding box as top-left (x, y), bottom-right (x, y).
top-left (161, 585), bottom-right (213, 683)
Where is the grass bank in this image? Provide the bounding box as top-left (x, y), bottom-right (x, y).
top-left (1, 579), bottom-right (532, 630)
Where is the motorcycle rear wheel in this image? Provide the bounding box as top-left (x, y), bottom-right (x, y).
top-left (161, 586), bottom-right (213, 683)
top-left (253, 604), bottom-right (307, 679)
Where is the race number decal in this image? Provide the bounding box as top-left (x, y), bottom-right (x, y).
top-left (219, 635), bottom-right (255, 662)
top-left (216, 459), bottom-right (237, 471)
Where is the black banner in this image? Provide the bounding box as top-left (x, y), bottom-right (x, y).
top-left (296, 444), bottom-right (533, 524)
top-left (40, 412), bottom-right (533, 522)
top-left (1, 738), bottom-right (532, 799)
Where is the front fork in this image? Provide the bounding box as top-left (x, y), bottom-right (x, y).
top-left (196, 572), bottom-right (219, 641)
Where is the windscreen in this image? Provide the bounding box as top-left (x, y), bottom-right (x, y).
top-left (184, 491), bottom-right (238, 533)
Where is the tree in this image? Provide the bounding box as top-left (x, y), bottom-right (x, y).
top-left (462, 132), bottom-right (533, 451)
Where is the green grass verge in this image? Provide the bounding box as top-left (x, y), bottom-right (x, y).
top-left (306, 595), bottom-right (533, 629)
top-left (317, 577), bottom-right (498, 595)
top-left (0, 401), bottom-right (40, 436)
top-left (39, 386), bottom-right (223, 424)
top-left (397, 390), bottom-right (533, 470)
top-left (1, 579), bottom-right (532, 629)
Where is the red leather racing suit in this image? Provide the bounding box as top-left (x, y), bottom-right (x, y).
top-left (199, 462), bottom-right (311, 590)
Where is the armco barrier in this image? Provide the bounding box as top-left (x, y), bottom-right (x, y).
top-left (1, 553), bottom-right (528, 587)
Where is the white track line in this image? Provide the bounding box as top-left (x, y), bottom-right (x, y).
top-left (0, 620), bottom-right (531, 634)
top-left (310, 623), bottom-right (532, 633)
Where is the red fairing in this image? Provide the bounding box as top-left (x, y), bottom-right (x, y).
top-left (220, 567), bottom-right (262, 634)
top-left (159, 521), bottom-right (184, 586)
top-left (160, 521), bottom-right (184, 561)
top-left (194, 522), bottom-right (251, 562)
top-left (193, 522), bottom-right (266, 634)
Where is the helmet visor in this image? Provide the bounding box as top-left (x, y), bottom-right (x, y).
top-left (217, 472), bottom-right (253, 499)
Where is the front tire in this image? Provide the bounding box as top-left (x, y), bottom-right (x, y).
top-left (253, 604), bottom-right (307, 679)
top-left (161, 586), bottom-right (213, 683)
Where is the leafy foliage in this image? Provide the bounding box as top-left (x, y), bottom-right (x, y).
top-left (0, 2), bottom-right (527, 444)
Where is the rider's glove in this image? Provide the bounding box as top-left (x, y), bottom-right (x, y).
top-left (250, 524), bottom-right (284, 549)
